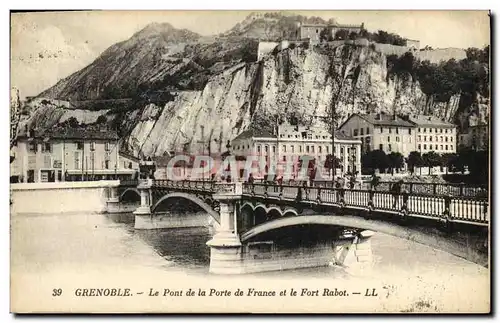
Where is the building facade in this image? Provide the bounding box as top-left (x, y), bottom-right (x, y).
top-left (231, 125), bottom-right (362, 178)
top-left (339, 112), bottom-right (416, 157)
top-left (298, 22), bottom-right (364, 42)
top-left (407, 115), bottom-right (457, 154)
top-left (458, 124), bottom-right (489, 151)
top-left (339, 112), bottom-right (458, 158)
top-left (11, 127), bottom-right (137, 183)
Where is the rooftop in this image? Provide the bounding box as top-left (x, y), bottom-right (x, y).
top-left (18, 127), bottom-right (119, 141)
top-left (352, 112), bottom-right (415, 127)
top-left (406, 115), bottom-right (455, 127)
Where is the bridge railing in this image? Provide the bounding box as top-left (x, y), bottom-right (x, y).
top-left (243, 183), bottom-right (489, 225)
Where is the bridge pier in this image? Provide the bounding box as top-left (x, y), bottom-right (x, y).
top-left (133, 180), bottom-right (153, 229)
top-left (206, 190), bottom-right (243, 275)
top-left (332, 230), bottom-right (374, 270)
top-left (105, 185), bottom-right (122, 213)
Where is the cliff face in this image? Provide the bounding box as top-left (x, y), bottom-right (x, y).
top-left (122, 43), bottom-right (459, 157)
top-left (23, 18), bottom-right (487, 157)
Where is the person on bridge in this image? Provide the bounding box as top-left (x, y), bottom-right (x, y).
top-left (391, 180), bottom-right (404, 208)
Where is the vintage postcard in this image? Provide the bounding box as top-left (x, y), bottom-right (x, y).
top-left (10, 10), bottom-right (490, 313)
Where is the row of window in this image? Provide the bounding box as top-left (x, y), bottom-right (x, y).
top-left (256, 144), bottom-right (358, 155)
top-left (28, 142), bottom-right (112, 153)
top-left (418, 144), bottom-right (454, 151)
top-left (418, 127), bottom-right (453, 134)
top-left (417, 135), bottom-right (453, 143)
top-left (279, 133), bottom-right (331, 140)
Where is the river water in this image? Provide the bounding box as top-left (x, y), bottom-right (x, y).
top-left (11, 211), bottom-right (490, 313)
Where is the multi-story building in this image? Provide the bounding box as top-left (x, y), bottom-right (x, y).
top-left (458, 124), bottom-right (489, 151)
top-left (11, 127), bottom-right (138, 183)
top-left (407, 115), bottom-right (457, 154)
top-left (231, 124), bottom-right (362, 177)
top-left (338, 112), bottom-right (416, 157)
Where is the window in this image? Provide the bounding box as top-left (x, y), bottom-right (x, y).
top-left (379, 144), bottom-right (383, 150)
top-left (396, 137), bottom-right (400, 142)
top-left (360, 128), bottom-right (364, 135)
top-left (388, 144), bottom-right (392, 152)
top-left (291, 145), bottom-right (294, 153)
top-left (445, 129), bottom-right (448, 134)
top-left (315, 136), bottom-right (319, 139)
top-left (418, 128), bottom-right (421, 133)
top-left (318, 146), bottom-right (322, 153)
top-left (105, 160), bottom-right (110, 169)
top-left (77, 142), bottom-right (84, 150)
top-left (42, 143), bottom-right (52, 153)
top-left (311, 146), bottom-right (315, 153)
top-left (389, 128), bottom-right (392, 134)
top-left (379, 127), bottom-right (383, 133)
top-left (387, 136), bottom-right (390, 142)
top-left (288, 135), bottom-right (291, 138)
top-left (418, 144), bottom-right (421, 150)
top-left (257, 145), bottom-right (261, 153)
top-left (307, 134), bottom-right (312, 139)
top-left (418, 135), bottom-right (421, 141)
top-left (445, 145), bottom-right (448, 150)
top-left (440, 136), bottom-right (443, 142)
top-left (43, 155), bottom-right (51, 168)
top-left (440, 129), bottom-right (443, 133)
top-left (283, 156), bottom-right (286, 161)
top-left (264, 145), bottom-right (268, 153)
top-left (299, 146), bottom-right (303, 153)
top-left (74, 151), bottom-right (80, 169)
top-left (423, 128), bottom-right (427, 133)
top-left (282, 145), bottom-right (286, 153)
top-left (366, 127), bottom-right (370, 134)
top-left (445, 137), bottom-right (448, 142)
top-left (395, 128), bottom-right (399, 134)
top-left (28, 142), bottom-right (37, 153)
top-left (435, 136), bottom-right (438, 142)
top-left (424, 136), bottom-right (427, 141)
top-left (340, 147), bottom-right (344, 155)
top-left (353, 129), bottom-right (358, 136)
top-left (409, 128), bottom-right (412, 135)
top-left (326, 146), bottom-right (329, 153)
top-left (424, 144), bottom-right (427, 149)
top-left (429, 136), bottom-right (432, 142)
top-left (450, 137), bottom-right (453, 142)
top-left (306, 146), bottom-right (310, 153)
top-left (440, 145), bottom-right (443, 150)
top-left (272, 146), bottom-right (276, 153)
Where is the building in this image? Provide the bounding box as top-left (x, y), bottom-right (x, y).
top-left (405, 39), bottom-right (420, 50)
top-left (338, 112), bottom-right (416, 157)
top-left (458, 124), bottom-right (489, 151)
top-left (407, 115), bottom-right (457, 154)
top-left (11, 126), bottom-right (137, 183)
top-left (231, 124), bottom-right (362, 177)
top-left (298, 22), bottom-right (364, 42)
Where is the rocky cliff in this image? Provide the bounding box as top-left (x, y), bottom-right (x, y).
top-left (22, 14), bottom-right (489, 157)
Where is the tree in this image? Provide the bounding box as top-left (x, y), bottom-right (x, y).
top-left (319, 28), bottom-right (332, 42)
top-left (422, 151), bottom-right (442, 175)
top-left (441, 153), bottom-right (458, 174)
top-left (324, 154), bottom-right (341, 176)
top-left (66, 117), bottom-right (79, 128)
top-left (362, 150), bottom-right (389, 174)
top-left (95, 115), bottom-right (107, 124)
top-left (406, 151), bottom-right (423, 175)
top-left (348, 31), bottom-right (357, 40)
top-left (387, 152), bottom-right (404, 175)
top-left (334, 29), bottom-right (350, 40)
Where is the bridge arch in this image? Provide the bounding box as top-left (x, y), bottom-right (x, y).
top-left (151, 193), bottom-right (220, 224)
top-left (120, 188), bottom-right (140, 202)
top-left (240, 214), bottom-right (487, 267)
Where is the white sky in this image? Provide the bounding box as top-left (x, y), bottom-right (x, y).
top-left (10, 10), bottom-right (490, 99)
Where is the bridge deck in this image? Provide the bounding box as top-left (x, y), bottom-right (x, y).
top-left (122, 180), bottom-right (489, 227)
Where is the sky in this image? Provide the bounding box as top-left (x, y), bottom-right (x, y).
top-left (10, 10), bottom-right (490, 99)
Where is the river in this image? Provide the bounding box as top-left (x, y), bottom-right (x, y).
top-left (10, 211), bottom-right (489, 313)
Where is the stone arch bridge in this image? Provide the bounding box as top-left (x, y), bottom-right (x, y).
top-left (107, 179), bottom-right (489, 274)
